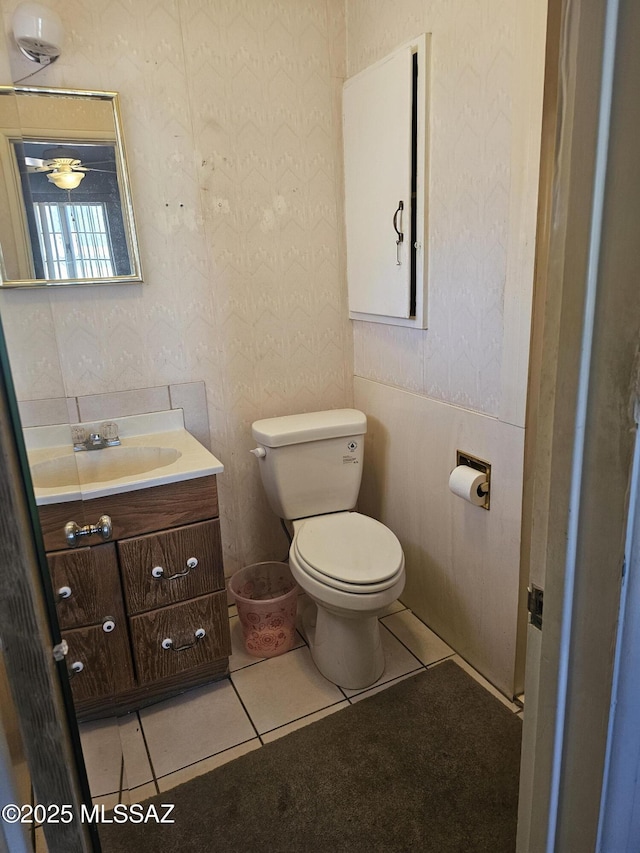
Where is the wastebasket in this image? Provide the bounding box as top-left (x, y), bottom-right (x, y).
top-left (229, 562), bottom-right (298, 658)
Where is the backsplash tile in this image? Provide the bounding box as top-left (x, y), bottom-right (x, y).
top-left (18, 397), bottom-right (72, 429)
top-left (169, 382), bottom-right (210, 450)
top-left (77, 387), bottom-right (171, 422)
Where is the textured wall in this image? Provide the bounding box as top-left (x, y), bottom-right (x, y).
top-left (348, 0), bottom-right (536, 419)
top-left (347, 0), bottom-right (547, 695)
top-left (0, 0), bottom-right (352, 573)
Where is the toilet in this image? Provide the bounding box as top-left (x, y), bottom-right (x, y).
top-left (250, 409), bottom-right (405, 690)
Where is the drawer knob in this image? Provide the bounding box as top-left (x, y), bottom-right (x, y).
top-left (151, 557), bottom-right (198, 581)
top-left (161, 627), bottom-right (206, 652)
top-left (64, 515), bottom-right (112, 548)
top-left (57, 586), bottom-right (72, 601)
top-left (102, 618), bottom-right (116, 633)
top-left (68, 661), bottom-right (84, 679)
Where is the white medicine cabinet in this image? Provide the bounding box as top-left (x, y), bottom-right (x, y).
top-left (343, 34), bottom-right (430, 328)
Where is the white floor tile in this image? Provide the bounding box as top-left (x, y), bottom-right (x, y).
top-left (35, 826), bottom-right (48, 853)
top-left (91, 792), bottom-right (119, 810)
top-left (261, 701), bottom-right (349, 743)
top-left (341, 624), bottom-right (424, 698)
top-left (122, 782), bottom-right (157, 805)
top-left (381, 609), bottom-right (454, 665)
top-left (117, 713), bottom-right (153, 790)
top-left (231, 646), bottom-right (344, 734)
top-left (157, 740), bottom-right (261, 793)
top-left (349, 671), bottom-right (423, 704)
top-left (380, 598), bottom-right (407, 617)
top-left (78, 717), bottom-right (122, 797)
top-left (139, 680), bottom-right (256, 778)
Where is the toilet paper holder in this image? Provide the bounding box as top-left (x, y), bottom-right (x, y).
top-left (456, 451), bottom-right (491, 510)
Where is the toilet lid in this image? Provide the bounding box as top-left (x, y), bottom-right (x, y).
top-left (294, 512), bottom-right (403, 587)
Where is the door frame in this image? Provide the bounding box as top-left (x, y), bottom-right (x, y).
top-left (0, 318), bottom-right (98, 852)
top-left (518, 0), bottom-right (640, 848)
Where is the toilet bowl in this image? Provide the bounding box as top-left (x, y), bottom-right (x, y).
top-left (289, 512), bottom-right (405, 689)
top-left (250, 409), bottom-right (406, 690)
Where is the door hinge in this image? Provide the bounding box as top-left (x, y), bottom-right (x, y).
top-left (527, 585), bottom-right (544, 630)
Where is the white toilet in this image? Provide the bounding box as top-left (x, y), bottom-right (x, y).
top-left (250, 409), bottom-right (405, 690)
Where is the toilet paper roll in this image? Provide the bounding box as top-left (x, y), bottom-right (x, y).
top-left (448, 465), bottom-right (488, 506)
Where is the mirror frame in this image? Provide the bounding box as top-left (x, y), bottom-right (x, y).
top-left (0, 85), bottom-right (143, 288)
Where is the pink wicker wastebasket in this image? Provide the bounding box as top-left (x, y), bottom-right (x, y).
top-left (228, 562), bottom-right (298, 658)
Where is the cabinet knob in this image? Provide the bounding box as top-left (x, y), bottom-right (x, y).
top-left (102, 618), bottom-right (116, 633)
top-left (151, 557), bottom-right (198, 581)
top-left (68, 661), bottom-right (84, 679)
top-left (161, 628), bottom-right (206, 652)
top-left (64, 515), bottom-right (112, 548)
top-left (57, 586), bottom-right (72, 601)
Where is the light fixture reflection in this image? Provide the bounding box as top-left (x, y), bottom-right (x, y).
top-left (46, 165), bottom-right (85, 190)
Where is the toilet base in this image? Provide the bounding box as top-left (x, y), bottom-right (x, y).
top-left (303, 601), bottom-right (385, 690)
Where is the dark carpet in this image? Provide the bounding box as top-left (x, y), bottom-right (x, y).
top-left (100, 660), bottom-right (521, 853)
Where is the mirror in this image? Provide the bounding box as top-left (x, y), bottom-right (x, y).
top-left (0, 85), bottom-right (142, 287)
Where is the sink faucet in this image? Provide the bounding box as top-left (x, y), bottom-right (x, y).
top-left (72, 422), bottom-right (121, 452)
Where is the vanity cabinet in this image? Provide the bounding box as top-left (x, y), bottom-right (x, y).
top-left (46, 543), bottom-right (135, 704)
top-left (38, 475), bottom-right (231, 720)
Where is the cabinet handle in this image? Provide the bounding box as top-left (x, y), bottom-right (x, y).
top-left (57, 585), bottom-right (72, 602)
top-left (151, 557), bottom-right (198, 581)
top-left (68, 661), bottom-right (84, 679)
top-left (161, 628), bottom-right (206, 652)
top-left (102, 618), bottom-right (116, 633)
top-left (64, 515), bottom-right (112, 548)
top-left (393, 200), bottom-right (404, 265)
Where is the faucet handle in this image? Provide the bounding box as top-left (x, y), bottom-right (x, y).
top-left (100, 421), bottom-right (120, 445)
top-left (71, 425), bottom-right (87, 448)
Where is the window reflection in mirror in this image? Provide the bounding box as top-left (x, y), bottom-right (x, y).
top-left (0, 86), bottom-right (143, 287)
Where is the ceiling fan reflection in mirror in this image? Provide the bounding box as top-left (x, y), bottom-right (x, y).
top-left (24, 146), bottom-right (116, 190)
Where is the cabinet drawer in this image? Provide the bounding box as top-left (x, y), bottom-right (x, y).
top-left (129, 591), bottom-right (230, 683)
top-left (118, 520), bottom-right (223, 615)
top-left (64, 616), bottom-right (135, 703)
top-left (47, 543), bottom-right (121, 630)
top-left (37, 476), bottom-right (218, 551)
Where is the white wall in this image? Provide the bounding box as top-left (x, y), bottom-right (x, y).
top-left (348, 0), bottom-right (547, 695)
top-left (0, 0), bottom-right (547, 696)
top-left (0, 0), bottom-right (352, 575)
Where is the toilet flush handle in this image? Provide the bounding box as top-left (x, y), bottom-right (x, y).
top-left (250, 447), bottom-right (266, 458)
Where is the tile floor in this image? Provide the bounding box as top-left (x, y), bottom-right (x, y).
top-left (76, 596), bottom-right (523, 811)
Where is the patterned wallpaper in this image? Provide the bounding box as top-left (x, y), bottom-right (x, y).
top-left (0, 0), bottom-right (352, 572)
top-left (348, 0), bottom-right (525, 419)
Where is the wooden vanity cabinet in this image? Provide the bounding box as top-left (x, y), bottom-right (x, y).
top-left (39, 476), bottom-right (231, 720)
top-left (47, 543), bottom-right (135, 704)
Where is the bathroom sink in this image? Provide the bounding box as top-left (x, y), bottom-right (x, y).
top-left (30, 455), bottom-right (79, 489)
top-left (25, 411), bottom-right (224, 505)
top-left (31, 446), bottom-right (181, 489)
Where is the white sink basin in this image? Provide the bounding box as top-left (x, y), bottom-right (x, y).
top-left (31, 446), bottom-right (181, 489)
top-left (25, 411), bottom-right (224, 505)
top-left (30, 455), bottom-right (79, 489)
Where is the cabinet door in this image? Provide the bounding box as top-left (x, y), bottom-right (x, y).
top-left (343, 41), bottom-right (414, 318)
top-left (118, 519), bottom-right (224, 615)
top-left (64, 617), bottom-right (135, 704)
top-left (47, 543), bottom-right (121, 630)
top-left (129, 591), bottom-right (230, 683)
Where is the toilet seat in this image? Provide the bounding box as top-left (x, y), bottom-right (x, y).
top-left (292, 512), bottom-right (404, 594)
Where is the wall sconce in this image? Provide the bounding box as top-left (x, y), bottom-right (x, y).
top-left (12, 2), bottom-right (65, 64)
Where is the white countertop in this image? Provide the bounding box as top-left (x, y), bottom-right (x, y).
top-left (25, 410), bottom-right (224, 506)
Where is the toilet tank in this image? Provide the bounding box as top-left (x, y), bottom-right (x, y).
top-left (251, 409), bottom-right (367, 520)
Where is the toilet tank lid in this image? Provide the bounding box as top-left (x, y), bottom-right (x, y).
top-left (252, 409), bottom-right (367, 447)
